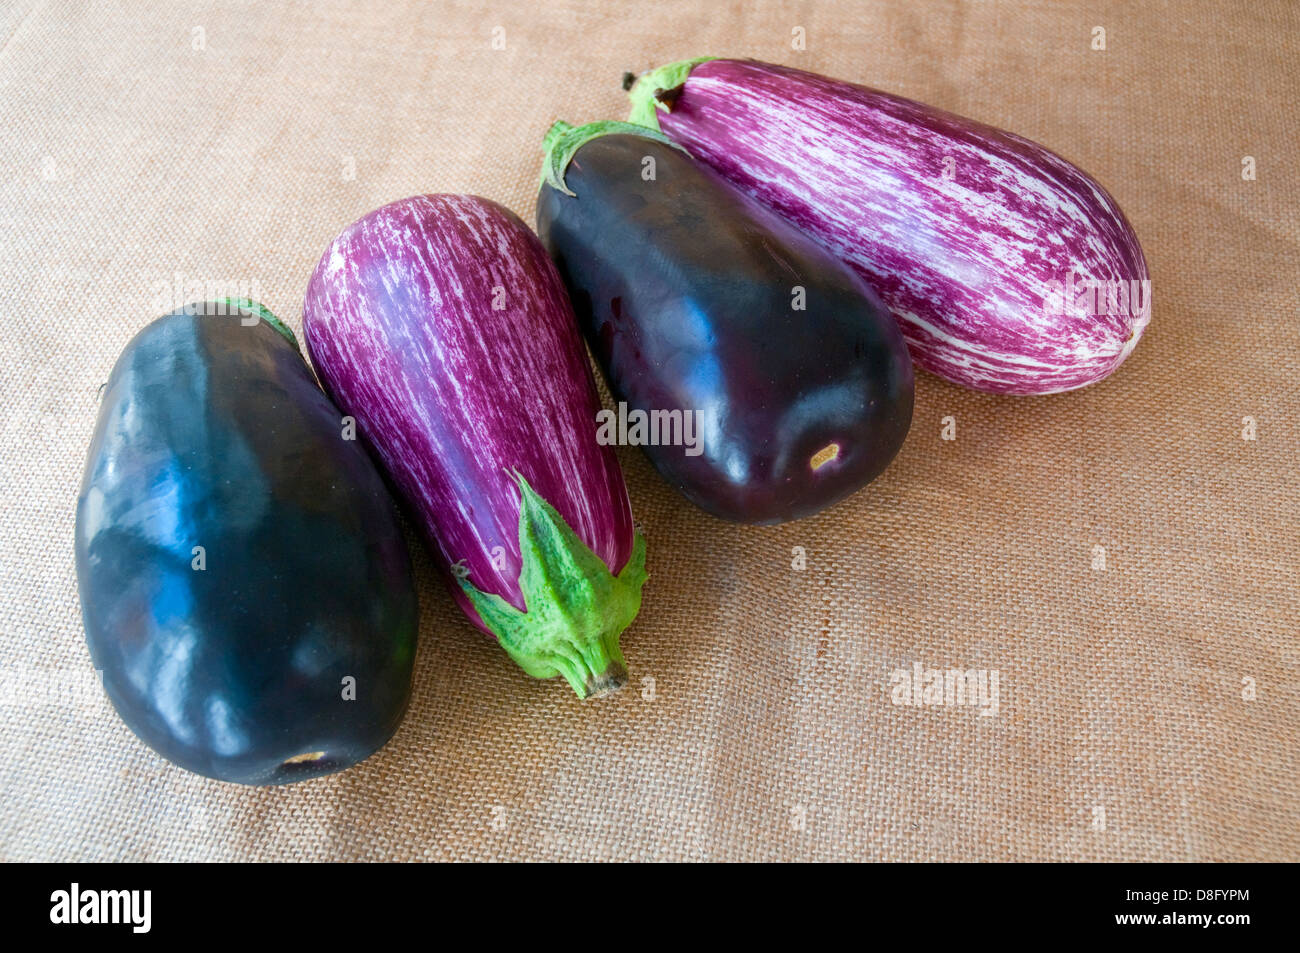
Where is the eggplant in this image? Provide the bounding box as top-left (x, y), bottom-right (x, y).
top-left (75, 300), bottom-right (417, 785)
top-left (626, 58), bottom-right (1151, 395)
top-left (536, 121), bottom-right (914, 525)
top-left (302, 194), bottom-right (646, 699)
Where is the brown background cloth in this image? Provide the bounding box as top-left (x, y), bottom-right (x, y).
top-left (1, 0), bottom-right (1296, 862)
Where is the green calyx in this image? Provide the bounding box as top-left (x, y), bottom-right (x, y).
top-left (625, 57), bottom-right (717, 131)
top-left (540, 118), bottom-right (687, 197)
top-left (456, 473), bottom-right (648, 699)
top-left (219, 297), bottom-right (300, 351)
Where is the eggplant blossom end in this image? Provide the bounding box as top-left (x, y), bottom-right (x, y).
top-left (457, 474), bottom-right (647, 700)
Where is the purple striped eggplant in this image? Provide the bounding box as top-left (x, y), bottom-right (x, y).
top-left (627, 58), bottom-right (1151, 395)
top-left (302, 194), bottom-right (646, 699)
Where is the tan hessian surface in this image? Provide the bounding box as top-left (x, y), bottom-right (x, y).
top-left (1, 0), bottom-right (1296, 861)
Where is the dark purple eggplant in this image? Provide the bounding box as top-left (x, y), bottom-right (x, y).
top-left (536, 122), bottom-right (914, 524)
top-left (75, 300), bottom-right (417, 785)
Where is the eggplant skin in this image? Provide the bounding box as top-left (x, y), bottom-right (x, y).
top-left (537, 134), bottom-right (914, 525)
top-left (75, 302), bottom-right (417, 785)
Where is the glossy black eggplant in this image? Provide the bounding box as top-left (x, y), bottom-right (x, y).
top-left (536, 122), bottom-right (914, 524)
top-left (75, 301), bottom-right (418, 785)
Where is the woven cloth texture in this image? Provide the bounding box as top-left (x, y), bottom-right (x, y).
top-left (1, 0), bottom-right (1296, 862)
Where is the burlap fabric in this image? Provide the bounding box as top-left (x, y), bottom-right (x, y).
top-left (1, 0), bottom-right (1296, 862)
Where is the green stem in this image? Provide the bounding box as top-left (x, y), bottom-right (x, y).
top-left (219, 297), bottom-right (300, 351)
top-left (457, 473), bottom-right (648, 699)
top-left (539, 118), bottom-right (688, 197)
top-left (625, 57), bottom-right (717, 131)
